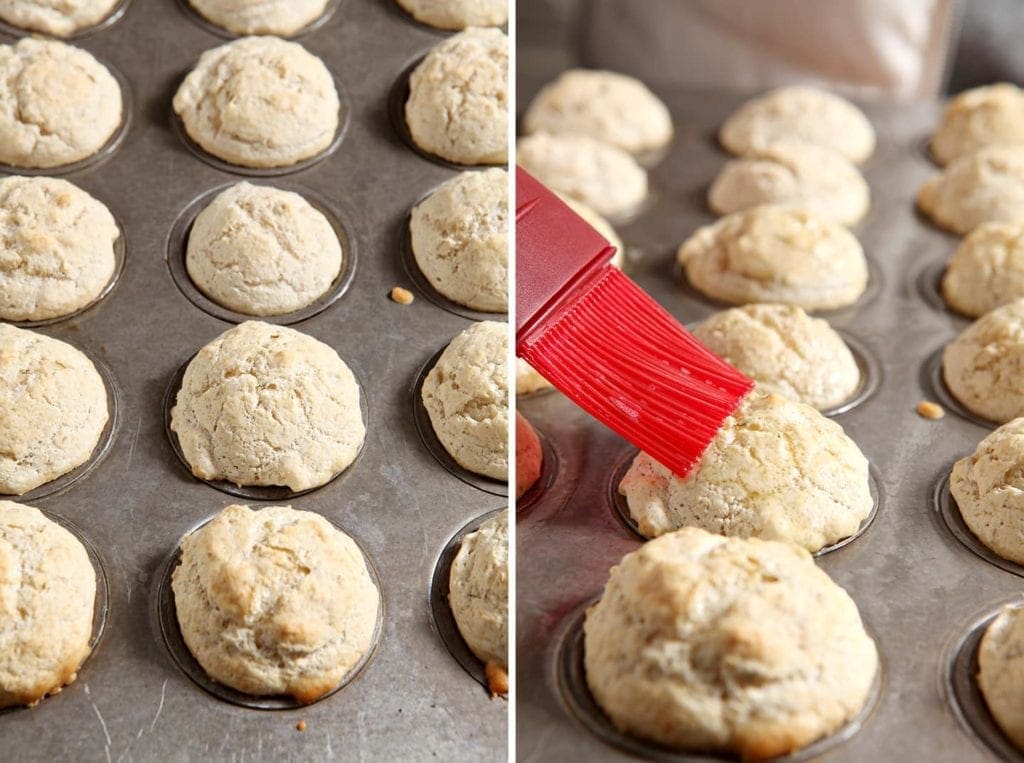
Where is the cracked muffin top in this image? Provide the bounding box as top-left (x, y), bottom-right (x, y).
top-left (0, 324), bottom-right (108, 495)
top-left (173, 36), bottom-right (339, 169)
top-left (0, 38), bottom-right (121, 169)
top-left (170, 321), bottom-right (365, 491)
top-left (186, 182), bottom-right (342, 317)
top-left (619, 391), bottom-right (872, 552)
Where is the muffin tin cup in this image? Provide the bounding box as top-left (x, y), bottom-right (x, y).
top-left (162, 352), bottom-right (370, 501)
top-left (401, 202), bottom-right (509, 322)
top-left (175, 0), bottom-right (344, 40)
top-left (555, 598), bottom-right (884, 762)
top-left (428, 507), bottom-right (507, 695)
top-left (3, 212), bottom-right (127, 328)
top-left (515, 424), bottom-right (560, 514)
top-left (169, 66), bottom-right (351, 178)
top-left (941, 600), bottom-right (1024, 762)
top-left (389, 54), bottom-right (509, 172)
top-left (932, 471), bottom-right (1024, 579)
top-left (921, 348), bottom-right (999, 430)
top-left (0, 510), bottom-right (110, 716)
top-left (155, 511), bottom-right (384, 710)
top-left (166, 181), bottom-right (358, 326)
top-left (607, 450), bottom-right (882, 557)
top-left (0, 0), bottom-right (133, 40)
top-left (0, 346), bottom-right (120, 503)
top-left (823, 331), bottom-right (882, 417)
top-left (411, 346), bottom-right (509, 498)
top-left (0, 59), bottom-right (133, 177)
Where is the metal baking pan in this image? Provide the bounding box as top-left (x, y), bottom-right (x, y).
top-left (2, 0), bottom-right (507, 759)
top-left (516, 81), bottom-right (1019, 761)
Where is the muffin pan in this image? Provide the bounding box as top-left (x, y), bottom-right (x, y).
top-left (516, 85), bottom-right (1019, 761)
top-left (2, 0), bottom-right (506, 758)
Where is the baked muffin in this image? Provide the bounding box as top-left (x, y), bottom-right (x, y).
top-left (0, 325), bottom-right (108, 495)
top-left (396, 0), bottom-right (506, 29)
top-left (918, 146), bottom-right (1024, 235)
top-left (708, 143), bottom-right (870, 226)
top-left (410, 169), bottom-right (507, 312)
top-left (0, 0), bottom-right (119, 36)
top-left (619, 391), bottom-right (872, 552)
top-left (449, 510), bottom-right (508, 695)
top-left (186, 182), bottom-right (342, 316)
top-left (943, 299), bottom-right (1024, 423)
top-left (693, 304), bottom-right (860, 410)
top-left (950, 419), bottom-right (1024, 565)
top-left (517, 132), bottom-right (647, 218)
top-left (0, 501), bottom-right (96, 709)
top-left (405, 28), bottom-right (508, 165)
top-left (0, 38), bottom-right (121, 169)
top-left (170, 321), bottom-right (365, 491)
top-left (172, 503), bottom-right (379, 702)
top-left (515, 412), bottom-right (542, 499)
top-left (942, 222), bottom-right (1024, 317)
top-left (0, 176), bottom-right (119, 322)
top-left (977, 601), bottom-right (1024, 751)
top-left (173, 36), bottom-right (339, 169)
top-left (189, 0), bottom-right (330, 35)
top-left (516, 358), bottom-right (552, 395)
top-left (678, 205), bottom-right (868, 311)
top-left (421, 321), bottom-right (508, 480)
top-left (523, 69), bottom-right (673, 154)
top-left (719, 85), bottom-right (875, 164)
top-left (931, 83), bottom-right (1024, 166)
top-left (584, 527), bottom-right (878, 759)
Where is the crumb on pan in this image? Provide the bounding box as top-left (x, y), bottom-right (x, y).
top-left (917, 400), bottom-right (945, 420)
top-left (485, 660), bottom-right (508, 697)
top-left (391, 286), bottom-right (414, 305)
top-left (296, 720), bottom-right (307, 732)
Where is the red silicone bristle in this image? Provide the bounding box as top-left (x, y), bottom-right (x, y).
top-left (518, 267), bottom-right (754, 477)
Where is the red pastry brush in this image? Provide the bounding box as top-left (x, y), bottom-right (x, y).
top-left (516, 168), bottom-right (755, 477)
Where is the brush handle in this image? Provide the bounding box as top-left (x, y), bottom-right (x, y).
top-left (515, 167), bottom-right (618, 346)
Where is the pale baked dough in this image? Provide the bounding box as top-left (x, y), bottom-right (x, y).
top-left (931, 83), bottom-right (1024, 166)
top-left (170, 321), bottom-right (365, 491)
top-left (693, 304), bottom-right (860, 410)
top-left (421, 320), bottom-right (507, 480)
top-left (708, 143), bottom-right (870, 227)
top-left (172, 504), bottom-right (379, 702)
top-left (517, 132), bottom-right (647, 218)
top-left (918, 146), bottom-right (1024, 235)
top-left (950, 419), bottom-right (1024, 564)
top-left (0, 0), bottom-right (119, 36)
top-left (0, 501), bottom-right (95, 709)
top-left (405, 28), bottom-right (507, 166)
top-left (516, 358), bottom-right (551, 395)
top-left (619, 391), bottom-right (872, 552)
top-left (515, 412), bottom-right (541, 499)
top-left (523, 69), bottom-right (672, 154)
top-left (584, 526), bottom-right (878, 759)
top-left (0, 176), bottom-right (118, 322)
top-left (0, 38), bottom-right (121, 169)
top-left (186, 182), bottom-right (342, 317)
top-left (189, 0), bottom-right (330, 36)
top-left (942, 222), bottom-right (1024, 317)
top-left (719, 85), bottom-right (875, 164)
top-left (397, 0), bottom-right (506, 29)
top-left (449, 510), bottom-right (507, 666)
top-left (0, 325), bottom-right (108, 495)
top-left (560, 194), bottom-right (624, 267)
top-left (410, 168), bottom-right (507, 312)
top-left (943, 299), bottom-right (1024, 423)
top-left (173, 36), bottom-right (339, 169)
top-left (678, 205), bottom-right (868, 311)
top-left (978, 602), bottom-right (1024, 751)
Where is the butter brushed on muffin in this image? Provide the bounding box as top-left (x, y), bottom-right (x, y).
top-left (0, 501), bottom-right (96, 709)
top-left (619, 391), bottom-right (872, 552)
top-left (172, 504), bottom-right (379, 702)
top-left (170, 321), bottom-right (365, 491)
top-left (584, 527), bottom-right (878, 759)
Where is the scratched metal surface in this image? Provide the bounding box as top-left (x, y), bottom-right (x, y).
top-left (1, 0), bottom-right (507, 759)
top-left (516, 79), bottom-right (1020, 761)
